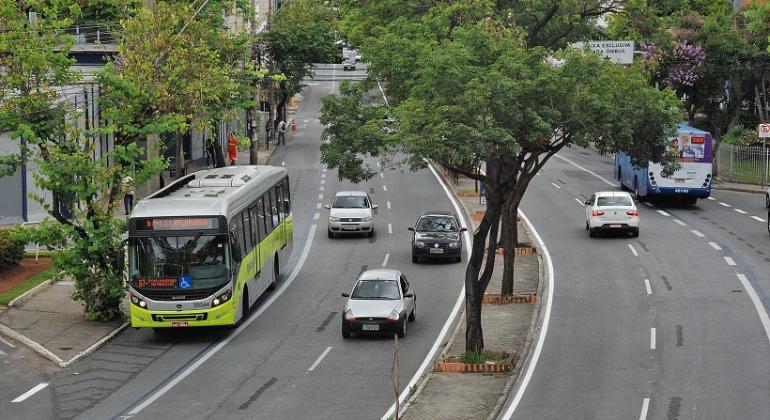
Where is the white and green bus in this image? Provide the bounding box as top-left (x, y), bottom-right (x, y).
top-left (126, 165), bottom-right (292, 329)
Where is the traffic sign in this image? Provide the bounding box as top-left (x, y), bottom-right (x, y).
top-left (758, 124), bottom-right (770, 138)
top-left (570, 41), bottom-right (634, 64)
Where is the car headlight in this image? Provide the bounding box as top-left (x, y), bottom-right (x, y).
top-left (448, 241), bottom-right (461, 248)
top-left (344, 310), bottom-right (356, 321)
top-left (387, 310), bottom-right (400, 321)
top-left (211, 289), bottom-right (232, 307)
top-left (329, 216), bottom-right (340, 223)
top-left (414, 241), bottom-right (426, 248)
top-left (363, 216), bottom-right (372, 222)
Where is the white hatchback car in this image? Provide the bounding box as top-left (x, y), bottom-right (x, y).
top-left (326, 191), bottom-right (377, 238)
top-left (585, 191), bottom-right (640, 237)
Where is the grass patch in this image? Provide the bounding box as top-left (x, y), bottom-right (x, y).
top-left (0, 266), bottom-right (57, 306)
top-left (459, 350), bottom-right (510, 364)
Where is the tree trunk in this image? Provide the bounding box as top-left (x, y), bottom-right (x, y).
top-left (500, 195), bottom-right (518, 296)
top-left (174, 131), bottom-right (184, 179)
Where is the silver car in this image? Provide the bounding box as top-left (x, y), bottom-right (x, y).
top-left (326, 191), bottom-right (377, 238)
top-left (341, 269), bottom-right (416, 338)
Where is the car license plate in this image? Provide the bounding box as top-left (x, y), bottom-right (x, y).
top-left (675, 178), bottom-right (685, 183)
top-left (171, 321), bottom-right (188, 327)
top-left (342, 227), bottom-right (357, 231)
top-left (429, 248), bottom-right (444, 254)
top-left (362, 324), bottom-right (379, 331)
top-left (609, 224), bottom-right (622, 228)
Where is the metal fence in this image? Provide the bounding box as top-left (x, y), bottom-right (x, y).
top-left (716, 143), bottom-right (770, 186)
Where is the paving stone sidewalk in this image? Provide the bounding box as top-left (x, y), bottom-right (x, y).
top-left (402, 166), bottom-right (543, 420)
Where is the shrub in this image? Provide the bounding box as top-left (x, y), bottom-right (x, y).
top-left (0, 230), bottom-right (25, 269)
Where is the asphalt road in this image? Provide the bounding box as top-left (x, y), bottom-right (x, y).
top-left (505, 147), bottom-right (770, 419)
top-left (0, 64), bottom-right (467, 420)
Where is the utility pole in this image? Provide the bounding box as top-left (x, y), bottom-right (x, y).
top-left (267, 0), bottom-right (276, 150)
top-left (248, 0), bottom-right (260, 164)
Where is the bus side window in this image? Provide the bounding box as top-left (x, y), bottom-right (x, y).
top-left (248, 206), bottom-right (259, 244)
top-left (269, 188), bottom-right (280, 226)
top-left (241, 211), bottom-right (252, 253)
top-left (231, 217), bottom-right (243, 259)
top-left (263, 193), bottom-right (274, 236)
top-left (282, 178), bottom-right (291, 215)
top-left (274, 186), bottom-right (283, 223)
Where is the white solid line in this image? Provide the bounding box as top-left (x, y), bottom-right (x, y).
top-left (383, 185), bottom-right (388, 192)
top-left (628, 244), bottom-right (639, 256)
top-left (319, 186), bottom-right (325, 192)
top-left (0, 337), bottom-right (15, 348)
top-left (387, 201), bottom-right (391, 209)
top-left (317, 193), bottom-right (323, 200)
top-left (381, 253), bottom-right (390, 267)
top-left (127, 225), bottom-right (318, 416)
top-left (307, 347), bottom-right (333, 372)
top-left (707, 196), bottom-right (715, 200)
top-left (650, 328), bottom-right (656, 350)
top-left (12, 383), bottom-right (48, 403)
top-left (639, 397), bottom-right (650, 420)
top-left (751, 215), bottom-right (766, 222)
top-left (553, 154), bottom-right (616, 186)
top-left (574, 197), bottom-right (584, 205)
top-left (734, 208), bottom-right (747, 214)
top-left (320, 179), bottom-right (326, 185)
top-left (550, 182), bottom-right (562, 189)
top-left (719, 202), bottom-right (731, 207)
top-left (724, 256), bottom-right (736, 266)
top-left (691, 230), bottom-right (705, 238)
top-left (735, 274), bottom-right (770, 343)
top-left (316, 203), bottom-right (322, 209)
top-left (498, 213), bottom-right (555, 420)
top-left (382, 161), bottom-right (471, 420)
top-left (657, 210), bottom-right (670, 216)
top-left (709, 242), bottom-right (722, 251)
top-left (673, 219), bottom-right (687, 226)
top-left (313, 213), bottom-right (320, 220)
top-left (388, 223), bottom-right (392, 234)
top-left (644, 279), bottom-right (652, 296)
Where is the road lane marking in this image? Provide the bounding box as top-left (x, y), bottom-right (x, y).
top-left (0, 349), bottom-right (6, 357)
top-left (384, 162), bottom-right (472, 420)
top-left (125, 225), bottom-right (318, 416)
top-left (313, 213), bottom-right (320, 220)
top-left (719, 202), bottom-right (731, 207)
top-left (734, 208), bottom-right (747, 214)
top-left (321, 172), bottom-right (326, 179)
top-left (650, 328), bottom-right (656, 350)
top-left (320, 179), bottom-right (325, 185)
top-left (380, 173), bottom-right (384, 178)
top-left (707, 197), bottom-right (715, 200)
top-left (550, 182), bottom-right (562, 189)
top-left (736, 273), bottom-right (770, 343)
top-left (656, 210), bottom-right (670, 216)
top-left (387, 201), bottom-right (391, 209)
top-left (307, 347), bottom-right (333, 372)
top-left (690, 230), bottom-right (705, 238)
top-left (316, 203), bottom-right (322, 209)
top-left (317, 194), bottom-right (323, 200)
top-left (319, 186), bottom-right (325, 192)
top-left (574, 197), bottom-right (583, 205)
top-left (751, 215), bottom-right (766, 222)
top-left (0, 337), bottom-right (15, 348)
top-left (553, 154), bottom-right (616, 186)
top-left (724, 256), bottom-right (736, 266)
top-left (388, 223), bottom-right (392, 234)
top-left (639, 397), bottom-right (650, 420)
top-left (628, 244), bottom-right (639, 256)
top-left (12, 383), bottom-right (48, 403)
top-left (381, 253), bottom-right (390, 267)
top-left (673, 219), bottom-right (686, 226)
top-left (709, 242), bottom-right (722, 251)
top-left (383, 185), bottom-right (388, 192)
top-left (644, 279), bottom-right (652, 295)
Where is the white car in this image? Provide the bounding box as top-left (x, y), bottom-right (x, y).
top-left (585, 191), bottom-right (640, 237)
top-left (341, 269), bottom-right (416, 338)
top-left (326, 191), bottom-right (377, 237)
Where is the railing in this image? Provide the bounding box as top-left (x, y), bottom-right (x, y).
top-left (716, 143), bottom-right (770, 186)
top-left (66, 24), bottom-right (118, 45)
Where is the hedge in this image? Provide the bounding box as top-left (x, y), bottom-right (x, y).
top-left (0, 230), bottom-right (25, 269)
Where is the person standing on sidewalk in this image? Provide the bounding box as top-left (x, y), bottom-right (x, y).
top-left (227, 132), bottom-right (238, 166)
top-left (122, 175), bottom-right (134, 215)
top-left (277, 119), bottom-right (287, 145)
top-left (265, 119), bottom-right (272, 147)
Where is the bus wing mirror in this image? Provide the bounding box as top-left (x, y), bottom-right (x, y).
top-left (116, 239), bottom-right (128, 272)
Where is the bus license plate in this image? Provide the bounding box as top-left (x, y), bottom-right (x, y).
top-left (362, 324), bottom-right (379, 331)
top-left (171, 321), bottom-right (189, 327)
top-left (675, 178), bottom-right (685, 183)
top-left (429, 248), bottom-right (444, 254)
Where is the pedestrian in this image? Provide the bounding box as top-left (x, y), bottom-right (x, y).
top-left (227, 132), bottom-right (238, 166)
top-left (122, 175), bottom-right (134, 216)
top-left (265, 119), bottom-right (272, 146)
top-left (277, 119), bottom-right (287, 145)
top-left (205, 137), bottom-right (216, 167)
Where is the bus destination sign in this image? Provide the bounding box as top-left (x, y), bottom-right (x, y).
top-left (137, 278), bottom-right (178, 288)
top-left (137, 217), bottom-right (219, 231)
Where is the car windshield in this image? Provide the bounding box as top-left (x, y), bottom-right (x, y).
top-left (351, 280), bottom-right (400, 300)
top-left (416, 216), bottom-right (458, 232)
top-left (333, 195), bottom-right (368, 209)
top-left (597, 196), bottom-right (633, 207)
top-left (129, 235), bottom-right (229, 291)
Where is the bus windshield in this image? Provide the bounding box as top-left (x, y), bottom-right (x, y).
top-left (129, 234), bottom-right (230, 291)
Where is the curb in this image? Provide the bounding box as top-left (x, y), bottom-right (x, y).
top-left (8, 279), bottom-right (52, 307)
top-left (0, 321), bottom-right (129, 368)
top-left (712, 184), bottom-right (766, 195)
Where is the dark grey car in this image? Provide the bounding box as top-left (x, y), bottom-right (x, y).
top-left (409, 211), bottom-right (466, 263)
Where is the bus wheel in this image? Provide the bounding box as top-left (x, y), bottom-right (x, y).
top-left (683, 196), bottom-right (697, 206)
top-left (765, 193), bottom-right (769, 208)
top-left (232, 287), bottom-right (249, 329)
top-left (268, 255), bottom-right (278, 291)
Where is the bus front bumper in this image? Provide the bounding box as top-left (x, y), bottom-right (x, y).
top-left (130, 300), bottom-right (235, 328)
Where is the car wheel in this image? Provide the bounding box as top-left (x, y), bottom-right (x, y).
top-left (585, 221), bottom-right (589, 231)
top-left (632, 228), bottom-right (639, 237)
top-left (412, 255), bottom-right (418, 263)
top-left (454, 256), bottom-right (461, 263)
top-left (367, 230), bottom-right (374, 238)
top-left (342, 327), bottom-right (351, 339)
top-left (328, 229), bottom-right (333, 239)
top-left (765, 193), bottom-right (769, 209)
top-left (588, 228), bottom-right (595, 238)
top-left (408, 306), bottom-right (416, 322)
top-left (397, 319), bottom-right (407, 338)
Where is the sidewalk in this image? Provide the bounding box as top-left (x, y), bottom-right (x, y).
top-left (401, 166), bottom-right (544, 420)
top-left (712, 179), bottom-right (767, 195)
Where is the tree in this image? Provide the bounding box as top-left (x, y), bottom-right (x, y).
top-left (325, 1), bottom-right (682, 353)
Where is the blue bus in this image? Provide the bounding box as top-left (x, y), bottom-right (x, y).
top-left (615, 123), bottom-right (712, 205)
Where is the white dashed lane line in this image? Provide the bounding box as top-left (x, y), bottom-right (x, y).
top-left (690, 230), bottom-right (705, 238)
top-left (387, 201), bottom-right (391, 209)
top-left (379, 173), bottom-right (384, 178)
top-left (383, 185), bottom-right (388, 192)
top-left (751, 216), bottom-right (766, 222)
top-left (656, 210), bottom-right (670, 216)
top-left (319, 186), bottom-right (325, 192)
top-left (381, 253), bottom-right (390, 267)
top-left (550, 182), bottom-right (562, 189)
top-left (628, 244), bottom-right (639, 257)
top-left (709, 242), bottom-right (722, 251)
top-left (724, 256), bottom-right (736, 266)
top-left (639, 397), bottom-right (651, 420)
top-left (719, 202), bottom-right (731, 207)
top-left (574, 197), bottom-right (583, 205)
top-left (650, 328), bottom-right (656, 350)
top-left (313, 213), bottom-right (320, 220)
top-left (321, 172), bottom-right (326, 179)
top-left (673, 219), bottom-right (687, 226)
top-left (317, 194), bottom-right (323, 200)
top-left (316, 203), bottom-right (322, 209)
top-left (707, 197), bottom-right (715, 200)
top-left (320, 179), bottom-right (326, 185)
top-left (734, 208), bottom-right (747, 214)
top-left (307, 347), bottom-right (333, 372)
top-left (644, 279), bottom-right (652, 296)
top-left (388, 223), bottom-right (392, 235)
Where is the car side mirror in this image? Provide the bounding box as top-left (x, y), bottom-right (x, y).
top-left (404, 292), bottom-right (414, 298)
top-left (341, 292), bottom-right (350, 297)
top-left (324, 204), bottom-right (330, 209)
top-left (408, 227), bottom-right (415, 231)
top-left (372, 204), bottom-right (379, 209)
top-left (460, 227), bottom-right (468, 232)
top-left (584, 200), bottom-right (592, 205)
